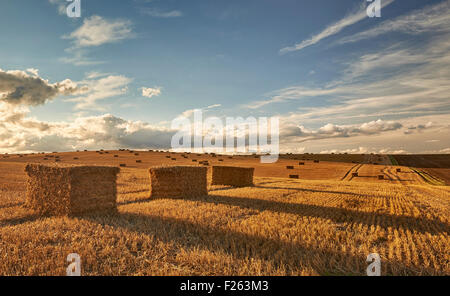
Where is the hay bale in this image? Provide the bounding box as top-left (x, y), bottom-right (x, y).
top-left (299, 162), bottom-right (305, 165)
top-left (378, 175), bottom-right (384, 180)
top-left (149, 166), bottom-right (207, 199)
top-left (166, 156), bottom-right (171, 159)
top-left (289, 175), bottom-right (299, 179)
top-left (119, 164), bottom-right (127, 167)
top-left (211, 166), bottom-right (254, 187)
top-left (136, 160), bottom-right (142, 163)
top-left (219, 159), bottom-right (224, 162)
top-left (314, 160), bottom-right (320, 163)
top-left (73, 157), bottom-right (79, 160)
top-left (114, 155), bottom-right (119, 158)
top-left (192, 159), bottom-right (197, 162)
top-left (24, 164), bottom-right (119, 216)
top-left (352, 172), bottom-right (359, 177)
top-left (286, 166), bottom-right (294, 169)
top-left (134, 153), bottom-right (139, 156)
top-left (171, 158), bottom-right (177, 161)
top-left (396, 168), bottom-right (401, 172)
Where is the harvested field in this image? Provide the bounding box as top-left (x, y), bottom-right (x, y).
top-left (0, 152), bottom-right (448, 276)
top-left (392, 155), bottom-right (450, 185)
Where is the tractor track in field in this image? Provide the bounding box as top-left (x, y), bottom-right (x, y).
top-left (341, 163), bottom-right (363, 181)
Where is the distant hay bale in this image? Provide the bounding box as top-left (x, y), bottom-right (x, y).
top-left (136, 160), bottom-right (142, 163)
top-left (114, 155), bottom-right (118, 157)
top-left (43, 158), bottom-right (48, 160)
top-left (119, 164), bottom-right (126, 167)
top-left (378, 175), bottom-right (384, 180)
top-left (166, 156), bottom-right (171, 159)
top-left (73, 157), bottom-right (79, 160)
top-left (219, 159), bottom-right (224, 162)
top-left (149, 166), bottom-right (207, 199)
top-left (192, 159), bottom-right (197, 162)
top-left (286, 166), bottom-right (294, 169)
top-left (314, 160), bottom-right (320, 163)
top-left (134, 153), bottom-right (139, 156)
top-left (289, 175), bottom-right (299, 179)
top-left (211, 166), bottom-right (254, 187)
top-left (55, 159), bottom-right (61, 162)
top-left (299, 162), bottom-right (305, 165)
top-left (396, 168), bottom-right (401, 172)
top-left (171, 158), bottom-right (177, 161)
top-left (352, 172), bottom-right (359, 177)
top-left (24, 164), bottom-right (119, 216)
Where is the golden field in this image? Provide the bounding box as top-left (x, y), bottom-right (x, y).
top-left (0, 151), bottom-right (449, 276)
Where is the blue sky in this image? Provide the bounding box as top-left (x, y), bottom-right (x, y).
top-left (0, 0), bottom-right (449, 154)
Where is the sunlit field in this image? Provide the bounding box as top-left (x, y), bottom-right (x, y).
top-left (0, 151), bottom-right (448, 276)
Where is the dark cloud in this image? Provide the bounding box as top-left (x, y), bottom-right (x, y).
top-left (0, 69), bottom-right (77, 106)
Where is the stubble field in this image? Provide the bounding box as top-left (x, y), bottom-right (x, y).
top-left (0, 151), bottom-right (448, 275)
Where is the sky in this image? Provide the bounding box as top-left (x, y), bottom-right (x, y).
top-left (0, 0), bottom-right (449, 154)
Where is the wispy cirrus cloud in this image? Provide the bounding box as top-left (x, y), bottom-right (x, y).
top-left (338, 0), bottom-right (450, 45)
top-left (141, 8), bottom-right (183, 18)
top-left (66, 73), bottom-right (132, 111)
top-left (63, 15), bottom-right (133, 48)
top-left (279, 0), bottom-right (395, 54)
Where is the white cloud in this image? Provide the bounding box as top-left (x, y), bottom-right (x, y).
top-left (279, 0), bottom-right (395, 54)
top-left (0, 68), bottom-right (78, 106)
top-left (63, 15), bottom-right (133, 48)
top-left (67, 74), bottom-right (132, 110)
top-left (141, 8), bottom-right (183, 18)
top-left (280, 119), bottom-right (403, 143)
top-left (61, 15), bottom-right (133, 66)
top-left (0, 104), bottom-right (176, 153)
top-left (142, 87), bottom-right (162, 98)
top-left (179, 104), bottom-right (222, 118)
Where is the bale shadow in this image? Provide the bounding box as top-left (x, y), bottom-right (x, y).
top-left (186, 194), bottom-right (450, 235)
top-left (79, 210), bottom-right (440, 276)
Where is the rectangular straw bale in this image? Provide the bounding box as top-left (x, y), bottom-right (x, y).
top-left (24, 164), bottom-right (120, 216)
top-left (289, 175), bottom-right (299, 179)
top-left (149, 166), bottom-right (207, 199)
top-left (352, 172), bottom-right (358, 177)
top-left (211, 166), bottom-right (254, 187)
top-left (378, 175), bottom-right (384, 180)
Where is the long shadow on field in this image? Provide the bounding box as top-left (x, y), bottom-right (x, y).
top-left (0, 202), bottom-right (24, 210)
top-left (0, 213), bottom-right (40, 227)
top-left (186, 194), bottom-right (450, 235)
top-left (253, 186), bottom-right (386, 198)
top-left (78, 213), bottom-right (398, 274)
top-left (80, 211), bottom-right (437, 276)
